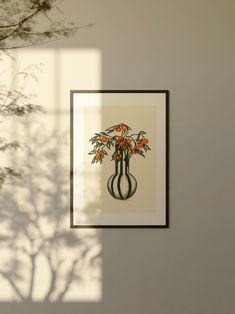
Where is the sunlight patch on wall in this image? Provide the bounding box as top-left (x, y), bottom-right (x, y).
top-left (0, 49), bottom-right (102, 302)
top-left (73, 93), bottom-right (102, 225)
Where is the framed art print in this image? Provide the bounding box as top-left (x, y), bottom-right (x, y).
top-left (70, 90), bottom-right (169, 228)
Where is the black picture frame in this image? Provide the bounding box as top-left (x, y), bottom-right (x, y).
top-left (70, 90), bottom-right (169, 228)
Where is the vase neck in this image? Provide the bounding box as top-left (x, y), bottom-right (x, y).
top-left (115, 156), bottom-right (130, 175)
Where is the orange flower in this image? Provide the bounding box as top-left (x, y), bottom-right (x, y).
top-left (116, 127), bottom-right (122, 132)
top-left (116, 153), bottom-right (122, 160)
top-left (142, 138), bottom-right (149, 144)
top-left (118, 136), bottom-right (124, 142)
top-left (132, 149), bottom-right (138, 154)
top-left (119, 141), bottom-right (125, 147)
top-left (102, 136), bottom-right (108, 144)
top-left (121, 123), bottom-right (127, 131)
top-left (126, 138), bottom-right (132, 144)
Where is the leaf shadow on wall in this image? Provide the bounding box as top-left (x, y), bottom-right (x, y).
top-left (0, 119), bottom-right (102, 303)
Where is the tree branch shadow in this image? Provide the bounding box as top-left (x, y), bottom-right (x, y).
top-left (0, 118), bottom-right (102, 302)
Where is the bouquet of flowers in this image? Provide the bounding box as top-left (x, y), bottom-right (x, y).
top-left (89, 123), bottom-right (151, 164)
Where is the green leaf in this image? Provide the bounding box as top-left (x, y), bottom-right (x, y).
top-left (137, 131), bottom-right (146, 141)
top-left (111, 150), bottom-right (117, 161)
top-left (107, 129), bottom-right (114, 134)
top-left (136, 148), bottom-right (145, 157)
top-left (105, 125), bottom-right (117, 133)
top-left (100, 132), bottom-right (105, 136)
